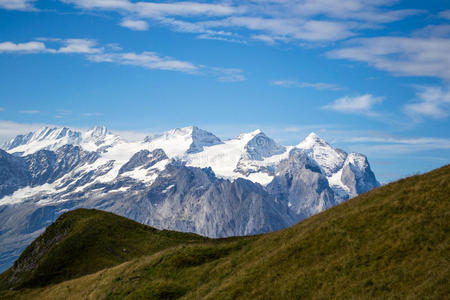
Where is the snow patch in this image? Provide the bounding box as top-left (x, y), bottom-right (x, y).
top-left (0, 183), bottom-right (57, 205)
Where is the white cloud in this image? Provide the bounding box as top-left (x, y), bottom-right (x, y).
top-left (276, 0), bottom-right (421, 23)
top-left (251, 34), bottom-right (277, 45)
top-left (272, 80), bottom-right (342, 90)
top-left (19, 110), bottom-right (40, 114)
top-left (120, 19), bottom-right (149, 31)
top-left (414, 24), bottom-right (450, 38)
top-left (327, 36), bottom-right (450, 81)
top-left (0, 41), bottom-right (46, 53)
top-left (212, 68), bottom-right (246, 82)
top-left (0, 107), bottom-right (3, 111)
top-left (59, 0), bottom-right (421, 45)
top-left (404, 86), bottom-right (450, 119)
top-left (0, 39), bottom-right (102, 54)
top-left (81, 112), bottom-right (103, 117)
top-left (135, 1), bottom-right (238, 18)
top-left (343, 136), bottom-right (450, 153)
top-left (57, 39), bottom-right (102, 54)
top-left (88, 51), bottom-right (199, 73)
top-left (0, 38), bottom-right (246, 80)
top-left (62, 0), bottom-right (238, 16)
top-left (322, 94), bottom-right (383, 115)
top-left (202, 17), bottom-right (354, 42)
top-left (59, 0), bottom-right (132, 10)
top-left (439, 10), bottom-right (450, 20)
top-left (0, 0), bottom-right (35, 11)
top-left (88, 52), bottom-right (246, 80)
top-left (346, 136), bottom-right (450, 147)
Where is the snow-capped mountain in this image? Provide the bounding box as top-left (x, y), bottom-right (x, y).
top-left (0, 125), bottom-right (379, 272)
top-left (2, 126), bottom-right (122, 155)
top-left (297, 132), bottom-right (378, 198)
top-left (144, 126), bottom-right (223, 155)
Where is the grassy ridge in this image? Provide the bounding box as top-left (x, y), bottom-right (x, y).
top-left (0, 208), bottom-right (212, 290)
top-left (1, 165), bottom-right (449, 299)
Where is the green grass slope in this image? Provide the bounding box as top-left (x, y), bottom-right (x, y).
top-left (1, 165), bottom-right (449, 299)
top-left (0, 208), bottom-right (211, 290)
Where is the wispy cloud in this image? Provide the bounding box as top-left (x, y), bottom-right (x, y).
top-left (305, 128), bottom-right (450, 155)
top-left (88, 51), bottom-right (199, 73)
top-left (272, 79), bottom-right (342, 91)
top-left (0, 0), bottom-right (35, 11)
top-left (62, 0), bottom-right (238, 17)
top-left (57, 39), bottom-right (102, 54)
top-left (404, 86), bottom-right (450, 119)
top-left (251, 34), bottom-right (277, 45)
top-left (201, 17), bottom-right (355, 42)
top-left (59, 0), bottom-right (422, 45)
top-left (327, 35), bottom-right (450, 81)
top-left (0, 41), bottom-right (46, 53)
top-left (0, 39), bottom-right (102, 54)
top-left (119, 19), bottom-right (149, 31)
top-left (0, 39), bottom-right (194, 73)
top-left (439, 10), bottom-right (450, 20)
top-left (81, 112), bottom-right (103, 117)
top-left (212, 68), bottom-right (246, 82)
top-left (0, 38), bottom-right (244, 79)
top-left (346, 136), bottom-right (450, 147)
top-left (19, 110), bottom-right (40, 114)
top-left (343, 136), bottom-right (450, 153)
top-left (322, 94), bottom-right (383, 116)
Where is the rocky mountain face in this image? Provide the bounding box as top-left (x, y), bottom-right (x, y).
top-left (267, 149), bottom-right (336, 219)
top-left (0, 126), bottom-right (379, 272)
top-left (0, 150), bottom-right (30, 198)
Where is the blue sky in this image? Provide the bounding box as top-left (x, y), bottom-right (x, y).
top-left (0, 0), bottom-right (449, 183)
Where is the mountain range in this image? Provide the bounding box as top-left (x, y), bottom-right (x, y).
top-left (0, 125), bottom-right (379, 272)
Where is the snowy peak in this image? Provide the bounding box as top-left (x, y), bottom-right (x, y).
top-left (296, 132), bottom-right (347, 177)
top-left (3, 125), bottom-right (122, 155)
top-left (145, 126), bottom-right (222, 156)
top-left (340, 152), bottom-right (379, 197)
top-left (297, 132), bottom-right (330, 149)
top-left (189, 126), bottom-right (223, 153)
top-left (231, 130), bottom-right (287, 180)
top-left (85, 126), bottom-right (108, 139)
top-left (80, 125), bottom-right (122, 151)
top-left (236, 129), bottom-right (262, 142)
top-left (5, 126), bottom-right (80, 148)
top-left (166, 126), bottom-right (195, 137)
top-left (4, 126), bottom-right (82, 155)
top-left (345, 152), bottom-right (368, 173)
top-left (243, 131), bottom-right (285, 161)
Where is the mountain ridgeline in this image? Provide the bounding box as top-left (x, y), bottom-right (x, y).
top-left (0, 126), bottom-right (379, 272)
top-left (0, 165), bottom-right (448, 299)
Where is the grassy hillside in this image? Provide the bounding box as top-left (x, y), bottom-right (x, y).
top-left (0, 208), bottom-right (213, 290)
top-left (1, 165), bottom-right (449, 299)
